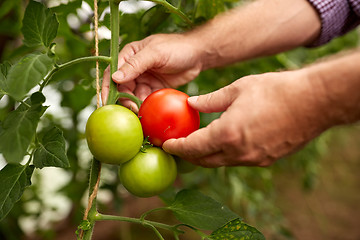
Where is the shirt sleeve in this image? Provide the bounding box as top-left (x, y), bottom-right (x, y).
top-left (307, 0), bottom-right (360, 47)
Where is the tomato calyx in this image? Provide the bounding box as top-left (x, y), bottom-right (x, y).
top-left (140, 137), bottom-right (153, 153)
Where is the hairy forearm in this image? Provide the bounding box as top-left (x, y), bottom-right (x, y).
top-left (186, 0), bottom-right (321, 69)
top-left (305, 49), bottom-right (360, 127)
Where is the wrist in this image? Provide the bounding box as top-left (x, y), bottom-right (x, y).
top-left (305, 50), bottom-right (360, 127)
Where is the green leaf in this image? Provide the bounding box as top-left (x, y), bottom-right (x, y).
top-left (168, 189), bottom-right (239, 230)
top-left (33, 126), bottom-right (69, 169)
top-left (195, 0), bottom-right (225, 22)
top-left (0, 96), bottom-right (47, 163)
top-left (0, 61), bottom-right (11, 76)
top-left (21, 0), bottom-right (59, 47)
top-left (141, 6), bottom-right (170, 35)
top-left (208, 218), bottom-right (266, 240)
top-left (0, 164), bottom-right (35, 221)
top-left (0, 62), bottom-right (11, 99)
top-left (6, 53), bottom-right (54, 101)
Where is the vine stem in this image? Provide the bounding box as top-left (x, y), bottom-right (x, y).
top-left (116, 92), bottom-right (143, 109)
top-left (80, 1), bottom-right (120, 239)
top-left (95, 213), bottom-right (183, 235)
top-left (80, 1), bottom-right (104, 239)
top-left (40, 56), bottom-right (111, 91)
top-left (106, 0), bottom-right (121, 105)
top-left (149, 0), bottom-right (193, 26)
top-left (81, 159), bottom-right (102, 240)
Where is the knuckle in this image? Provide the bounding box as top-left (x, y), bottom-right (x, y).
top-left (125, 57), bottom-right (141, 72)
top-left (218, 124), bottom-right (242, 150)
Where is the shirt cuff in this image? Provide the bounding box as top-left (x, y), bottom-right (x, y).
top-left (307, 0), bottom-right (351, 46)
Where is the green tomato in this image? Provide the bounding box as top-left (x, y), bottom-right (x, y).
top-left (85, 105), bottom-right (143, 165)
top-left (119, 147), bottom-right (177, 198)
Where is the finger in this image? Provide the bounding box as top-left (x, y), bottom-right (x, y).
top-left (112, 48), bottom-right (159, 84)
top-left (162, 119), bottom-right (222, 159)
top-left (188, 84), bottom-right (238, 113)
top-left (101, 66), bottom-right (110, 105)
top-left (116, 41), bottom-right (142, 70)
top-left (134, 73), bottom-right (168, 100)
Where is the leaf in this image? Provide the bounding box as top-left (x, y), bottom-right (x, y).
top-left (0, 164), bottom-right (35, 221)
top-left (0, 94), bottom-right (47, 163)
top-left (6, 53), bottom-right (54, 101)
top-left (141, 6), bottom-right (170, 35)
top-left (21, 0), bottom-right (59, 47)
top-left (0, 62), bottom-right (11, 99)
top-left (208, 218), bottom-right (266, 240)
top-left (33, 126), bottom-right (69, 169)
top-left (0, 61), bottom-right (11, 76)
top-left (194, 0), bottom-right (225, 22)
top-left (168, 189), bottom-right (239, 230)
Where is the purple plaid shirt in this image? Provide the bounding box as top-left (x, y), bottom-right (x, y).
top-left (307, 0), bottom-right (360, 46)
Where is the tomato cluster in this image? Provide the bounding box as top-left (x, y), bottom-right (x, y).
top-left (85, 89), bottom-right (199, 198)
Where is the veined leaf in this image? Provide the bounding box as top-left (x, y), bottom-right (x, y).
top-left (0, 164), bottom-right (34, 221)
top-left (168, 189), bottom-right (239, 230)
top-left (0, 94), bottom-right (47, 163)
top-left (34, 126), bottom-right (69, 169)
top-left (6, 53), bottom-right (54, 101)
top-left (21, 0), bottom-right (59, 47)
top-left (208, 218), bottom-right (265, 240)
top-left (0, 62), bottom-right (11, 99)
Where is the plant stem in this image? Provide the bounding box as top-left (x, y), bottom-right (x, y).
top-left (106, 0), bottom-right (121, 105)
top-left (140, 207), bottom-right (168, 222)
top-left (175, 223), bottom-right (208, 238)
top-left (82, 159), bottom-right (102, 240)
top-left (95, 213), bottom-right (181, 233)
top-left (116, 92), bottom-right (143, 109)
top-left (149, 0), bottom-right (193, 27)
top-left (40, 56), bottom-right (111, 91)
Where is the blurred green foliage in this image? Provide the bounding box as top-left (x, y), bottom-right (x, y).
top-left (0, 0), bottom-right (359, 239)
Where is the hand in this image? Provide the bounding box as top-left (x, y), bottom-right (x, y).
top-left (101, 34), bottom-right (202, 110)
top-left (163, 70), bottom-right (331, 167)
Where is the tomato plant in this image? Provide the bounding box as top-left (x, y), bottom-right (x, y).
top-left (119, 147), bottom-right (177, 198)
top-left (0, 0), bottom-right (271, 239)
top-left (138, 88), bottom-right (200, 146)
top-left (85, 105), bottom-right (143, 165)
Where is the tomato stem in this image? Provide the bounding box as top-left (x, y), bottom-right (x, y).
top-left (140, 207), bottom-right (168, 221)
top-left (174, 223), bottom-right (208, 238)
top-left (149, 0), bottom-right (193, 27)
top-left (95, 212), bottom-right (183, 236)
top-left (116, 92), bottom-right (143, 109)
top-left (81, 159), bottom-right (102, 240)
top-left (106, 0), bottom-right (121, 105)
top-left (40, 56), bottom-right (111, 91)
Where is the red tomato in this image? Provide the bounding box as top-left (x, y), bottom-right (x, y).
top-left (138, 88), bottom-right (200, 146)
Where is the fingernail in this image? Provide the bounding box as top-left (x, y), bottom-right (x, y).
top-left (112, 71), bottom-right (124, 82)
top-left (187, 96), bottom-right (198, 105)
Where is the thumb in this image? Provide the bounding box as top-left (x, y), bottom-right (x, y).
top-left (188, 85), bottom-right (238, 113)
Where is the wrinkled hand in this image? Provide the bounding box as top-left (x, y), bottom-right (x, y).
top-left (101, 34), bottom-right (202, 110)
top-left (163, 70), bottom-right (330, 167)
